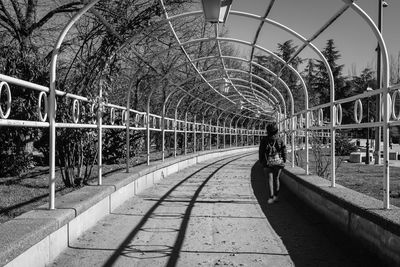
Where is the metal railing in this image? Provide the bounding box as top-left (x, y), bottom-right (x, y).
top-left (0, 73), bottom-right (265, 209)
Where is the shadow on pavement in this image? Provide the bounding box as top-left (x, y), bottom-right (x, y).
top-left (250, 161), bottom-right (386, 267)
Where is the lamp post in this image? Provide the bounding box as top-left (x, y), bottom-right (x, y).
top-left (374, 0), bottom-right (388, 164)
top-left (366, 86), bottom-right (373, 164)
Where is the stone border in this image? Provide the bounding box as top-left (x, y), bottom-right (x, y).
top-left (0, 147), bottom-right (257, 267)
top-left (281, 165), bottom-right (400, 266)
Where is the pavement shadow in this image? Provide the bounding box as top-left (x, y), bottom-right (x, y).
top-left (101, 153), bottom-right (252, 267)
top-left (250, 161), bottom-right (386, 267)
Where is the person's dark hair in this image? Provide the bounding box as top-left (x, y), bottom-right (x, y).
top-left (267, 123), bottom-right (278, 136)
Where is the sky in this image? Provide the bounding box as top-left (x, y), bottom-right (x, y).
top-left (222, 0), bottom-right (400, 76)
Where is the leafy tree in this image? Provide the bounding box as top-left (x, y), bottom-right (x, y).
top-left (315, 39), bottom-right (347, 105)
top-left (302, 58), bottom-right (320, 107)
top-left (253, 40), bottom-right (304, 114)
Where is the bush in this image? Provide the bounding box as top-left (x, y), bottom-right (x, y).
top-left (335, 135), bottom-right (357, 156)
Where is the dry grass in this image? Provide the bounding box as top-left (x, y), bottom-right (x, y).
top-left (0, 150), bottom-right (173, 224)
top-left (291, 149), bottom-right (400, 208)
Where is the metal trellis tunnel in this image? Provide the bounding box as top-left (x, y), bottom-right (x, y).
top-left (0, 0), bottom-right (396, 210)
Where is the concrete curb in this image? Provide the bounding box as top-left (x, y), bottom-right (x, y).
top-left (281, 165), bottom-right (400, 266)
top-left (0, 146), bottom-right (257, 267)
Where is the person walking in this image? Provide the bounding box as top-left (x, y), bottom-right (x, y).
top-left (259, 123), bottom-right (287, 204)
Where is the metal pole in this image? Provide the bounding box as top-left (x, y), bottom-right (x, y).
top-left (366, 95), bottom-right (371, 164)
top-left (146, 112), bottom-right (150, 164)
top-left (223, 120), bottom-right (226, 149)
top-left (162, 106), bottom-right (166, 162)
top-left (174, 111), bottom-right (177, 157)
top-left (291, 115), bottom-right (295, 168)
top-left (374, 0), bottom-right (386, 165)
top-left (184, 112), bottom-right (188, 155)
top-left (202, 117), bottom-right (205, 151)
top-left (48, 0), bottom-right (99, 209)
top-left (126, 80), bottom-right (134, 173)
top-left (194, 115), bottom-right (197, 153)
top-left (209, 119), bottom-right (212, 150)
top-left (97, 83), bottom-right (103, 185)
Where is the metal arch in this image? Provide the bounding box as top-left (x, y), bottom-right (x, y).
top-left (206, 78), bottom-right (277, 111)
top-left (346, 1), bottom-right (390, 208)
top-left (49, 0), bottom-right (97, 209)
top-left (158, 0), bottom-right (238, 108)
top-left (148, 43), bottom-right (298, 115)
top-left (196, 55), bottom-right (291, 109)
top-left (202, 64), bottom-right (288, 113)
top-left (206, 76), bottom-right (278, 108)
top-left (44, 0), bottom-right (392, 210)
top-left (213, 23), bottom-right (251, 107)
top-left (248, 0), bottom-right (276, 102)
top-left (155, 5), bottom-right (295, 114)
top-left (151, 37), bottom-right (308, 113)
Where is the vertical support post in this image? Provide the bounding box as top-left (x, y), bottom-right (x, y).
top-left (125, 100), bottom-right (130, 173)
top-left (48, 0), bottom-right (99, 209)
top-left (209, 119), bottom-right (212, 150)
top-left (194, 115), bottom-right (197, 153)
top-left (174, 112), bottom-right (177, 157)
top-left (146, 113), bottom-right (150, 165)
top-left (162, 112), bottom-right (165, 161)
top-left (216, 120), bottom-right (219, 149)
top-left (291, 116), bottom-right (295, 168)
top-left (235, 118), bottom-right (239, 147)
top-left (331, 98), bottom-right (336, 187)
top-left (305, 111), bottom-right (310, 175)
top-left (97, 84), bottom-right (103, 185)
top-left (125, 79), bottom-right (135, 173)
top-left (223, 121), bottom-right (226, 149)
top-left (202, 117), bottom-right (205, 151)
top-left (184, 112), bottom-right (188, 155)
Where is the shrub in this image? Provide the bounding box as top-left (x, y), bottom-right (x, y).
top-left (335, 135), bottom-right (357, 156)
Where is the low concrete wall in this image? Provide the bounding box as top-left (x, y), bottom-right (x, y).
top-left (281, 165), bottom-right (400, 266)
top-left (0, 146), bottom-right (257, 267)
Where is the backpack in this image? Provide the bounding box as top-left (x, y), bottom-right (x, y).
top-left (264, 140), bottom-right (284, 167)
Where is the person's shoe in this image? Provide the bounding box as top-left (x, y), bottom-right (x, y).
top-left (273, 196), bottom-right (279, 202)
top-left (267, 197), bottom-right (275, 204)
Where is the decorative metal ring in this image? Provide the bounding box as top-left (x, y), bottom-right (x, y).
top-left (298, 113), bottom-right (304, 128)
top-left (354, 99), bottom-right (363, 124)
top-left (309, 110), bottom-right (314, 126)
top-left (72, 99), bottom-right (80, 123)
top-left (392, 90), bottom-right (400, 120)
top-left (37, 92), bottom-right (48, 122)
top-left (380, 93), bottom-right (392, 120)
top-left (292, 116), bottom-right (297, 131)
top-left (0, 81), bottom-right (11, 119)
top-left (110, 107), bottom-right (115, 125)
top-left (121, 110), bottom-right (126, 126)
top-left (336, 104), bottom-right (343, 125)
top-left (318, 108), bottom-right (323, 126)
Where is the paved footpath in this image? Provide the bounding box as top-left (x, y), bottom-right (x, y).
top-left (51, 152), bottom-right (383, 267)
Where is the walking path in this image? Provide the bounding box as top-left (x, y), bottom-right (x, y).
top-left (51, 152), bottom-right (383, 266)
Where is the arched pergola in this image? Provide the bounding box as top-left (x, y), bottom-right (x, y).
top-left (0, 0), bottom-right (393, 209)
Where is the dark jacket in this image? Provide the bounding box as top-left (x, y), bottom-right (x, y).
top-left (259, 135), bottom-right (287, 167)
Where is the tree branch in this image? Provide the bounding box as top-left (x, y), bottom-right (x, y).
top-left (29, 2), bottom-right (81, 32)
top-left (0, 0), bottom-right (18, 32)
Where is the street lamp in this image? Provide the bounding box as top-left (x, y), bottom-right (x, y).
top-left (201, 0), bottom-right (233, 23)
top-left (374, 0), bottom-right (388, 164)
top-left (366, 86), bottom-right (373, 164)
